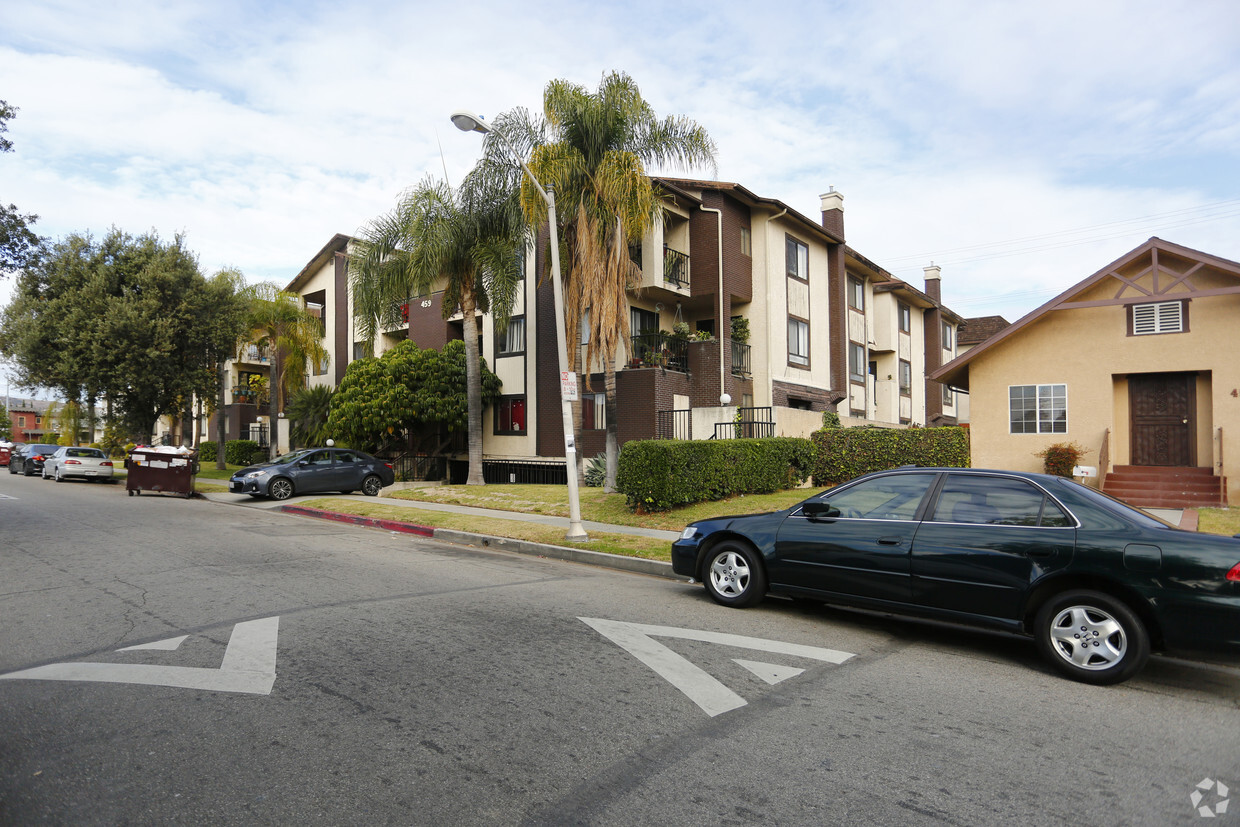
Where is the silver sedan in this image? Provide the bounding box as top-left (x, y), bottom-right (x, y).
top-left (42, 446), bottom-right (116, 482)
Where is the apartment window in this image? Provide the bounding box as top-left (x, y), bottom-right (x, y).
top-left (848, 277), bottom-right (864, 311)
top-left (312, 355), bottom-right (329, 377)
top-left (1131, 300), bottom-right (1184, 335)
top-left (899, 360), bottom-right (912, 395)
top-left (353, 341), bottom-right (371, 361)
top-left (740, 227), bottom-right (752, 257)
top-left (899, 303), bottom-right (911, 333)
top-left (1009, 384), bottom-right (1067, 434)
top-left (631, 307), bottom-right (658, 336)
top-left (942, 321), bottom-right (954, 350)
top-left (582, 393), bottom-right (606, 431)
top-left (495, 396), bottom-right (526, 434)
top-left (942, 382), bottom-right (954, 406)
top-left (849, 342), bottom-right (866, 383)
top-left (786, 236), bottom-right (808, 281)
top-left (18, 415), bottom-right (26, 427)
top-left (787, 317), bottom-right (809, 366)
top-left (497, 316), bottom-right (525, 356)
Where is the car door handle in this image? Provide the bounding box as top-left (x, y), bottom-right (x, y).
top-left (876, 537), bottom-right (904, 546)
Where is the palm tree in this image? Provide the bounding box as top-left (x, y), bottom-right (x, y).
top-left (349, 163), bottom-right (526, 485)
top-left (239, 282), bottom-right (330, 459)
top-left (490, 72), bottom-right (716, 490)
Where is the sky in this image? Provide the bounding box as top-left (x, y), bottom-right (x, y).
top-left (2, 0), bottom-right (1239, 366)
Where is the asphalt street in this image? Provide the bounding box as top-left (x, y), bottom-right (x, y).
top-left (1, 472), bottom-right (1238, 825)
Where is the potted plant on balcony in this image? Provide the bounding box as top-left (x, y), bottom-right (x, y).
top-left (730, 316), bottom-right (750, 344)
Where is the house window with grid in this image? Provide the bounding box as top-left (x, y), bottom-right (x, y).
top-left (787, 317), bottom-right (809, 366)
top-left (1131, 301), bottom-right (1184, 335)
top-left (848, 277), bottom-right (864, 311)
top-left (849, 342), bottom-right (866, 383)
top-left (496, 315), bottom-right (525, 357)
top-left (899, 303), bottom-right (911, 333)
top-left (786, 236), bottom-right (808, 281)
top-left (1009, 384), bottom-right (1066, 434)
top-left (495, 396), bottom-right (526, 435)
top-left (582, 393), bottom-right (606, 431)
top-left (899, 360), bottom-right (912, 396)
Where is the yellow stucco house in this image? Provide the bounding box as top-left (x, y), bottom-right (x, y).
top-left (934, 238), bottom-right (1238, 507)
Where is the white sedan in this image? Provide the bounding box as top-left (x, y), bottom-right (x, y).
top-left (42, 446), bottom-right (115, 482)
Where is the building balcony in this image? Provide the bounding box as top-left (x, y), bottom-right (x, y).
top-left (730, 339), bottom-right (751, 377)
top-left (236, 345), bottom-right (270, 364)
top-left (663, 246), bottom-right (689, 289)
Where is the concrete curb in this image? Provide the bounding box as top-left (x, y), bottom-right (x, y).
top-left (278, 504), bottom-right (678, 580)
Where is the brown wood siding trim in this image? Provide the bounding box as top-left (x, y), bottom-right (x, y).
top-left (333, 252), bottom-right (350, 384)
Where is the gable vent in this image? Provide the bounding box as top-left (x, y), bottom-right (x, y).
top-left (1132, 301), bottom-right (1183, 335)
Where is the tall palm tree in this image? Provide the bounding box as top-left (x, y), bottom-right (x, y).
top-left (349, 163), bottom-right (526, 485)
top-left (490, 72), bottom-right (716, 490)
top-left (240, 282), bottom-right (330, 459)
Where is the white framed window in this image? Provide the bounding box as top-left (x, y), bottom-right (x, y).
top-left (787, 317), bottom-right (809, 366)
top-left (582, 393), bottom-right (606, 430)
top-left (1009, 384), bottom-right (1067, 434)
top-left (496, 315), bottom-right (525, 356)
top-left (1131, 301), bottom-right (1184, 335)
top-left (740, 227), bottom-right (752, 257)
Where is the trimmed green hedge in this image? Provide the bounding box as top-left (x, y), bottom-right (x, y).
top-left (812, 426), bottom-right (970, 485)
top-left (616, 437), bottom-right (816, 512)
top-left (225, 439), bottom-right (262, 467)
top-left (198, 441), bottom-right (218, 462)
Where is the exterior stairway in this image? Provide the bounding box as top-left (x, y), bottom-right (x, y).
top-left (1102, 466), bottom-right (1226, 508)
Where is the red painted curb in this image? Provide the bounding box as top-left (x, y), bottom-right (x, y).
top-left (280, 505), bottom-right (435, 537)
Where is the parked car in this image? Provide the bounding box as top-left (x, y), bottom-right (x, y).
top-left (672, 467), bottom-right (1240, 685)
top-left (42, 446), bottom-right (115, 482)
top-left (228, 448), bottom-right (395, 500)
top-left (10, 443), bottom-right (61, 477)
top-left (0, 442), bottom-right (19, 467)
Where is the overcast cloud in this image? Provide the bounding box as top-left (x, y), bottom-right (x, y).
top-left (2, 0), bottom-right (1238, 334)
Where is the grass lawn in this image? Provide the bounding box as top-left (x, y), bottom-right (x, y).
top-left (1198, 507), bottom-right (1240, 537)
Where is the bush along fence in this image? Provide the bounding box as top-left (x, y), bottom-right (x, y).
top-left (615, 437), bottom-right (816, 512)
top-left (812, 426), bottom-right (970, 485)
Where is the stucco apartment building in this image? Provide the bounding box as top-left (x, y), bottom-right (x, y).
top-left (275, 179), bottom-right (962, 477)
top-left (934, 237), bottom-right (1238, 506)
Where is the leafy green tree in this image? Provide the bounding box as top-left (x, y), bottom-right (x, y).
top-left (350, 163), bottom-right (526, 484)
top-left (327, 339), bottom-right (501, 455)
top-left (238, 281), bottom-right (330, 459)
top-left (0, 400), bottom-right (10, 441)
top-left (0, 101), bottom-right (44, 276)
top-left (490, 72), bottom-right (716, 489)
top-left (286, 384), bottom-right (335, 448)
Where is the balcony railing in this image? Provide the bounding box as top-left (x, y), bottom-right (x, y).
top-left (730, 339), bottom-right (751, 377)
top-left (657, 409), bottom-right (692, 440)
top-left (713, 407), bottom-right (774, 440)
top-left (238, 345), bottom-right (269, 363)
top-left (629, 332), bottom-right (688, 372)
top-left (663, 246), bottom-right (689, 288)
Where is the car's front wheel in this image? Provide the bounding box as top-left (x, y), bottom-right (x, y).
top-left (1034, 590), bottom-right (1149, 685)
top-left (268, 478), bottom-right (294, 500)
top-left (702, 541), bottom-right (767, 608)
top-left (361, 475), bottom-right (383, 497)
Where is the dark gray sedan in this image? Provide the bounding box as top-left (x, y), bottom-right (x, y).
top-left (228, 448), bottom-right (395, 500)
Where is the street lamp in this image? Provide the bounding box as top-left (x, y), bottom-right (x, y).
top-left (451, 109), bottom-right (588, 541)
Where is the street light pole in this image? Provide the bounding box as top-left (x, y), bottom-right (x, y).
top-left (451, 110), bottom-right (588, 541)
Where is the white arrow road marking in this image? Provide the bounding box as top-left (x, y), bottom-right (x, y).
top-left (580, 618), bottom-right (853, 717)
top-left (732, 659), bottom-right (805, 685)
top-left (118, 635), bottom-right (188, 652)
top-left (0, 617), bottom-right (279, 695)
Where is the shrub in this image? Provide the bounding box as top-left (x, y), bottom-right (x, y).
top-left (821, 411), bottom-right (841, 429)
top-left (615, 437), bottom-right (816, 512)
top-left (584, 454), bottom-right (606, 487)
top-left (225, 439), bottom-right (260, 466)
top-left (1035, 442), bottom-right (1089, 477)
top-left (811, 426), bottom-right (970, 485)
top-left (198, 441), bottom-right (218, 462)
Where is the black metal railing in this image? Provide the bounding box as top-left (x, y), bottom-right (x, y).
top-left (712, 406), bottom-right (774, 440)
top-left (383, 454), bottom-right (447, 482)
top-left (657, 409), bottom-right (692, 440)
top-left (483, 460), bottom-right (568, 485)
top-left (663, 247), bottom-right (689, 288)
top-left (629, 332), bottom-right (688, 372)
top-left (730, 339), bottom-right (751, 377)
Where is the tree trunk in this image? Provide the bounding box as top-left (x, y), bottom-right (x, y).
top-left (216, 359), bottom-right (227, 470)
top-left (461, 291), bottom-right (485, 486)
top-left (603, 363), bottom-right (619, 492)
top-left (269, 352), bottom-right (281, 460)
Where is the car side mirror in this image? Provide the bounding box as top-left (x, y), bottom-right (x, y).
top-left (802, 502), bottom-right (841, 521)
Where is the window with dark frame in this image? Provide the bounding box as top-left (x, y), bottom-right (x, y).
top-left (849, 342), bottom-right (866, 382)
top-left (899, 360), bottom-right (912, 395)
top-left (496, 315), bottom-right (525, 356)
top-left (942, 320), bottom-right (953, 350)
top-left (899, 303), bottom-right (911, 333)
top-left (581, 393), bottom-right (606, 430)
top-left (942, 382), bottom-right (954, 406)
top-left (848, 277), bottom-right (864, 311)
top-left (787, 317), bottom-right (809, 366)
top-left (786, 236), bottom-right (808, 281)
top-left (1009, 384), bottom-right (1066, 434)
top-left (495, 396), bottom-right (527, 434)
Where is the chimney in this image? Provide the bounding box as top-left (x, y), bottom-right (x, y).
top-left (924, 262), bottom-right (942, 304)
top-left (820, 188), bottom-right (844, 240)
